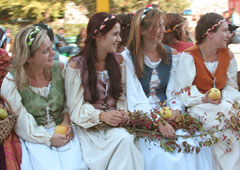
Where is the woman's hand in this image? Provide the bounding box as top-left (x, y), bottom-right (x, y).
top-left (61, 123), bottom-right (74, 141)
top-left (99, 110), bottom-right (127, 127)
top-left (202, 91), bottom-right (221, 104)
top-left (167, 109), bottom-right (181, 123)
top-left (158, 120), bottom-right (176, 139)
top-left (50, 134), bottom-right (68, 147)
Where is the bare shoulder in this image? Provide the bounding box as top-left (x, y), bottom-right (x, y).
top-left (227, 48), bottom-right (234, 60)
top-left (69, 60), bottom-right (80, 69)
top-left (171, 48), bottom-right (178, 55)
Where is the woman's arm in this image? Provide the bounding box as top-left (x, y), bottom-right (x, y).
top-left (174, 52), bottom-right (205, 107)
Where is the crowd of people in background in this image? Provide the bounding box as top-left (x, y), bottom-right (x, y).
top-left (0, 3), bottom-right (240, 170)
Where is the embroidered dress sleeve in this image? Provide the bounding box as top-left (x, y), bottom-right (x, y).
top-left (1, 73), bottom-right (53, 146)
top-left (175, 52), bottom-right (205, 107)
top-left (121, 48), bottom-right (152, 113)
top-left (222, 58), bottom-right (240, 103)
top-left (65, 65), bottom-right (102, 129)
top-left (116, 60), bottom-right (128, 111)
top-left (166, 53), bottom-right (184, 112)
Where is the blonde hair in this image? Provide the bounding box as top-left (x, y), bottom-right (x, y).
top-left (127, 8), bottom-right (168, 77)
top-left (9, 25), bottom-right (47, 89)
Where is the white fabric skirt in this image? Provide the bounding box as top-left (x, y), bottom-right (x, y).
top-left (190, 101), bottom-right (240, 170)
top-left (138, 129), bottom-right (215, 170)
top-left (75, 127), bottom-right (144, 170)
top-left (20, 126), bottom-right (88, 170)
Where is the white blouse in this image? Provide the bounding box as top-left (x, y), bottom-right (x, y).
top-left (121, 48), bottom-right (183, 114)
top-left (175, 52), bottom-right (240, 107)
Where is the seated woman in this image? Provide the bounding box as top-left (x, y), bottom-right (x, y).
top-left (65, 12), bottom-right (144, 170)
top-left (175, 12), bottom-right (240, 170)
top-left (122, 6), bottom-right (214, 170)
top-left (162, 13), bottom-right (193, 53)
top-left (1, 25), bottom-right (88, 170)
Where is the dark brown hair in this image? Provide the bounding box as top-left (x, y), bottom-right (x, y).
top-left (162, 13), bottom-right (184, 46)
top-left (77, 12), bottom-right (122, 104)
top-left (116, 13), bottom-right (133, 49)
top-left (195, 13), bottom-right (224, 44)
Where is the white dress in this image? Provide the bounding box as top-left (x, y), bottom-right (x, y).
top-left (1, 72), bottom-right (88, 170)
top-left (175, 52), bottom-right (240, 170)
top-left (122, 48), bottom-right (215, 170)
top-left (65, 60), bottom-right (144, 170)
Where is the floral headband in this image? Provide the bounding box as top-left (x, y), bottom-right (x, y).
top-left (141, 5), bottom-right (153, 22)
top-left (0, 26), bottom-right (6, 48)
top-left (92, 15), bottom-right (116, 39)
top-left (165, 22), bottom-right (183, 33)
top-left (202, 19), bottom-right (225, 38)
top-left (27, 26), bottom-right (41, 47)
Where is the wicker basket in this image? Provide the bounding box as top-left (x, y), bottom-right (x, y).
top-left (0, 94), bottom-right (17, 143)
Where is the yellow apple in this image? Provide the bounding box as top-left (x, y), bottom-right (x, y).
top-left (54, 125), bottom-right (68, 135)
top-left (0, 108), bottom-right (8, 120)
top-left (160, 107), bottom-right (173, 120)
top-left (208, 88), bottom-right (221, 100)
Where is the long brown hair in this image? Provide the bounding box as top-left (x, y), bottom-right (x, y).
top-left (127, 7), bottom-right (168, 78)
top-left (76, 12), bottom-right (122, 104)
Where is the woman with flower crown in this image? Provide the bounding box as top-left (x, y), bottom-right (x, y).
top-left (64, 12), bottom-right (144, 170)
top-left (175, 12), bottom-right (240, 170)
top-left (162, 13), bottom-right (193, 52)
top-left (121, 6), bottom-right (215, 170)
top-left (1, 25), bottom-right (88, 170)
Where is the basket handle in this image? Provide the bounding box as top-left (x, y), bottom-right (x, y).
top-left (0, 94), bottom-right (14, 114)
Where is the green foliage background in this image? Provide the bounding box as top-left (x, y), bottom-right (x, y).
top-left (0, 0), bottom-right (190, 37)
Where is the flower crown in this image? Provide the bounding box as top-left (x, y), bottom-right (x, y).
top-left (92, 15), bottom-right (116, 39)
top-left (202, 19), bottom-right (225, 38)
top-left (165, 22), bottom-right (183, 33)
top-left (27, 26), bottom-right (41, 47)
top-left (141, 5), bottom-right (153, 22)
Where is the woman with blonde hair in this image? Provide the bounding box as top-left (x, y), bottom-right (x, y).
top-left (162, 13), bottom-right (193, 52)
top-left (1, 25), bottom-right (88, 170)
top-left (122, 6), bottom-right (214, 170)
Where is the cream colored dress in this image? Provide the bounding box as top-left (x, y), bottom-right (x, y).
top-left (175, 52), bottom-right (240, 170)
top-left (65, 60), bottom-right (144, 170)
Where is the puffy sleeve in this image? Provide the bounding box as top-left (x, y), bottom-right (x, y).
top-left (174, 52), bottom-right (205, 107)
top-left (116, 60), bottom-right (128, 111)
top-left (222, 58), bottom-right (240, 103)
top-left (122, 49), bottom-right (152, 113)
top-left (166, 53), bottom-right (184, 112)
top-left (1, 73), bottom-right (53, 146)
top-left (65, 65), bottom-right (102, 129)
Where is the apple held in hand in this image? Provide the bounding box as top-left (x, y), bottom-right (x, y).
top-left (160, 107), bottom-right (173, 120)
top-left (208, 88), bottom-right (221, 100)
top-left (0, 108), bottom-right (8, 120)
top-left (54, 125), bottom-right (68, 135)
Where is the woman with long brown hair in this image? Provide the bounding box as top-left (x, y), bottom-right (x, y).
top-left (122, 6), bottom-right (214, 170)
top-left (65, 12), bottom-right (144, 170)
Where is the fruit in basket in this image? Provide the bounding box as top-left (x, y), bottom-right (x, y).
top-left (160, 107), bottom-right (173, 120)
top-left (54, 125), bottom-right (68, 135)
top-left (0, 108), bottom-right (8, 120)
top-left (208, 88), bottom-right (221, 100)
